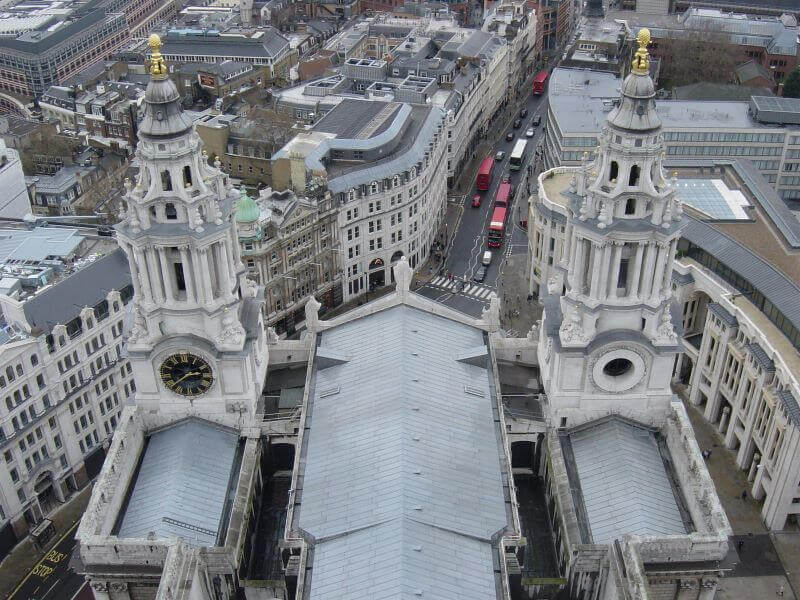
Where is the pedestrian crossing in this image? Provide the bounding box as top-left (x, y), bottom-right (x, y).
top-left (427, 275), bottom-right (496, 300)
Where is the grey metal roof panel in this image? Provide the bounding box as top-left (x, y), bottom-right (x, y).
top-left (22, 248), bottom-right (132, 333)
top-left (0, 227), bottom-right (83, 263)
top-left (777, 389), bottom-right (800, 428)
top-left (326, 107), bottom-right (443, 193)
top-left (672, 271), bottom-right (694, 285)
top-left (569, 419), bottom-right (686, 545)
top-left (708, 302), bottom-right (738, 328)
top-left (682, 217), bottom-right (800, 338)
top-left (299, 305), bottom-right (508, 599)
top-left (747, 342), bottom-right (775, 372)
top-left (117, 419), bottom-right (239, 546)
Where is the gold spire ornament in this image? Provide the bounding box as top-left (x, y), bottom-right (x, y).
top-left (631, 28), bottom-right (651, 75)
top-left (148, 33), bottom-right (167, 78)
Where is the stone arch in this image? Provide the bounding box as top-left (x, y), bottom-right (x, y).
top-left (628, 164), bottom-right (640, 187)
top-left (183, 164), bottom-right (193, 187)
top-left (624, 197), bottom-right (636, 215)
top-left (609, 160), bottom-right (619, 182)
top-left (160, 170), bottom-right (173, 191)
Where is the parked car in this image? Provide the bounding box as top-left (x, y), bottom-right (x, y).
top-left (532, 114), bottom-right (541, 126)
top-left (525, 127), bottom-right (535, 138)
top-left (472, 194), bottom-right (481, 208)
top-left (513, 118), bottom-right (522, 128)
top-left (519, 108), bottom-right (528, 118)
top-left (495, 150), bottom-right (505, 161)
top-left (505, 131), bottom-right (514, 142)
top-left (473, 266), bottom-right (487, 282)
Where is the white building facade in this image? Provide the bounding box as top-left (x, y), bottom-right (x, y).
top-left (0, 139), bottom-right (31, 220)
top-left (0, 249), bottom-right (134, 555)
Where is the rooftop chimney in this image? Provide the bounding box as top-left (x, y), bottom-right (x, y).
top-left (585, 0), bottom-right (604, 18)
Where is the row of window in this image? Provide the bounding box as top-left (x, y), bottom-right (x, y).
top-left (663, 131), bottom-right (785, 144)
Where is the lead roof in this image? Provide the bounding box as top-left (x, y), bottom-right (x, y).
top-left (297, 305), bottom-right (509, 600)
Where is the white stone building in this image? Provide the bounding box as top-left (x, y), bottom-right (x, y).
top-left (482, 0), bottom-right (536, 98)
top-left (0, 229), bottom-right (134, 558)
top-left (272, 96), bottom-right (448, 303)
top-left (0, 139), bottom-right (31, 220)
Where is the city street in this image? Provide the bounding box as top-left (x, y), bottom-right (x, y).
top-left (5, 522), bottom-right (88, 600)
top-left (415, 87), bottom-right (548, 317)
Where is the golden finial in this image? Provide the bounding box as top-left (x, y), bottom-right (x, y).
top-left (631, 28), bottom-right (651, 75)
top-left (148, 33), bottom-right (167, 79)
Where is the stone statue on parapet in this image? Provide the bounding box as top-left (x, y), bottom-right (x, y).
top-left (393, 256), bottom-right (412, 298)
top-left (305, 295), bottom-right (321, 332)
top-left (482, 292), bottom-right (501, 332)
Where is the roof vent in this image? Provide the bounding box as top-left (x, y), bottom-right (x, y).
top-left (412, 436), bottom-right (421, 441)
top-left (413, 546), bottom-right (423, 552)
top-left (319, 386), bottom-right (340, 398)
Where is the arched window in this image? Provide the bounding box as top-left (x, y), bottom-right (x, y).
top-left (5, 367), bottom-right (13, 382)
top-left (609, 161), bottom-right (619, 182)
top-left (5, 397), bottom-right (12, 411)
top-left (625, 198), bottom-right (636, 215)
top-left (348, 188), bottom-right (356, 202)
top-left (165, 203), bottom-right (178, 220)
top-left (370, 181), bottom-right (379, 194)
top-left (393, 175), bottom-right (400, 187)
top-left (160, 170), bottom-right (172, 191)
top-left (183, 165), bottom-right (192, 187)
top-left (629, 164), bottom-right (640, 186)
top-left (411, 166), bottom-right (417, 178)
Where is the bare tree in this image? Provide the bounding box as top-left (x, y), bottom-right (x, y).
top-left (649, 26), bottom-right (739, 90)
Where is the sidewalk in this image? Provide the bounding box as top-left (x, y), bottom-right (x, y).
top-left (0, 484), bottom-right (93, 599)
top-left (497, 253), bottom-right (542, 336)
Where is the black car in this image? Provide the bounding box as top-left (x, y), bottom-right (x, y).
top-left (473, 266), bottom-right (487, 282)
top-left (519, 108), bottom-right (528, 118)
top-left (513, 119), bottom-right (522, 129)
top-left (532, 114), bottom-right (541, 126)
top-left (505, 131), bottom-right (514, 142)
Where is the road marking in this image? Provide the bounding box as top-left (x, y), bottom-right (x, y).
top-left (7, 521), bottom-right (80, 600)
top-left (42, 578), bottom-right (59, 600)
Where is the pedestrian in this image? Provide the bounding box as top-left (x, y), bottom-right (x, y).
top-left (701, 449), bottom-right (710, 459)
top-left (737, 539), bottom-right (744, 552)
top-left (741, 490), bottom-right (747, 501)
top-left (527, 294), bottom-right (533, 302)
top-left (777, 584), bottom-right (784, 597)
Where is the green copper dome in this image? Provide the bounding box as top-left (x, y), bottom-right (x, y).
top-left (234, 189), bottom-right (259, 223)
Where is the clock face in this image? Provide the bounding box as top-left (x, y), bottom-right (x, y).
top-left (159, 352), bottom-right (214, 397)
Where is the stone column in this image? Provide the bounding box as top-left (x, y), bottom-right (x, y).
top-left (718, 406), bottom-right (731, 434)
top-left (145, 246), bottom-right (164, 303)
top-left (89, 581), bottom-right (110, 600)
top-left (747, 453), bottom-right (761, 482)
top-left (213, 242), bottom-right (230, 299)
top-left (608, 243), bottom-right (623, 299)
top-left (661, 238), bottom-right (678, 296)
top-left (676, 578), bottom-right (697, 600)
top-left (123, 244), bottom-right (140, 298)
top-left (179, 246), bottom-right (196, 303)
top-left (563, 223), bottom-right (573, 266)
top-left (651, 244), bottom-right (668, 300)
top-left (698, 579), bottom-right (718, 600)
top-left (567, 235), bottom-right (579, 286)
top-left (596, 243), bottom-right (612, 301)
top-left (589, 243), bottom-right (603, 298)
top-left (629, 242), bottom-right (644, 300)
top-left (132, 247), bottom-right (151, 302)
top-left (199, 247), bottom-right (216, 300)
top-left (640, 242), bottom-right (657, 298)
top-left (157, 248), bottom-right (175, 303)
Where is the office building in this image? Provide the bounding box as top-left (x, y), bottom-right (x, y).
top-left (0, 227), bottom-right (134, 560)
top-left (0, 140), bottom-right (31, 220)
top-left (543, 67), bottom-right (800, 201)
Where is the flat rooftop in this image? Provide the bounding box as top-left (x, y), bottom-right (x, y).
top-left (312, 98), bottom-right (402, 139)
top-left (562, 418), bottom-right (688, 545)
top-left (115, 419), bottom-right (240, 547)
top-left (296, 304), bottom-right (511, 600)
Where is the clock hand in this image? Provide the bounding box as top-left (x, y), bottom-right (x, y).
top-left (173, 371), bottom-right (201, 385)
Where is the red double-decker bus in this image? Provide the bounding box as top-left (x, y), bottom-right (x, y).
top-left (532, 70), bottom-right (549, 95)
top-left (494, 182), bottom-right (512, 208)
top-left (476, 156), bottom-right (494, 191)
top-left (487, 206), bottom-right (507, 248)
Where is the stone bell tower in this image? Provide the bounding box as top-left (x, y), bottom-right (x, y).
top-left (116, 34), bottom-right (267, 419)
top-left (538, 29), bottom-right (685, 427)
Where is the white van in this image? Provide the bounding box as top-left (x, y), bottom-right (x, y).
top-left (482, 250), bottom-right (493, 266)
